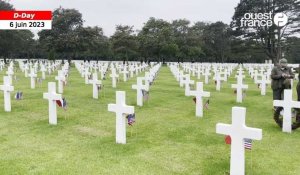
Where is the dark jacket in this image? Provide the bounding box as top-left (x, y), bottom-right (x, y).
top-left (271, 65), bottom-right (294, 90)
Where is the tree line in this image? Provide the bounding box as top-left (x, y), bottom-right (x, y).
top-left (0, 0), bottom-right (299, 64)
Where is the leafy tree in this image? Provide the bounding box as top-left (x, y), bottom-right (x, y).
top-left (76, 26), bottom-right (111, 59)
top-left (203, 22), bottom-right (231, 62)
top-left (38, 7), bottom-right (83, 62)
top-left (0, 1), bottom-right (36, 62)
top-left (160, 43), bottom-right (179, 62)
top-left (138, 17), bottom-right (174, 62)
top-left (285, 37), bottom-right (300, 63)
top-left (110, 25), bottom-right (139, 62)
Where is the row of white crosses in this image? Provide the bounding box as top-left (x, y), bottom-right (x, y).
top-left (169, 64), bottom-right (211, 118)
top-left (75, 61), bottom-right (148, 89)
top-left (131, 63), bottom-right (161, 106)
top-left (181, 63), bottom-right (213, 84)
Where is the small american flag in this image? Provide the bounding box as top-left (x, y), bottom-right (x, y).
top-left (36, 78), bottom-right (43, 84)
top-left (56, 98), bottom-right (67, 111)
top-left (15, 91), bottom-right (23, 100)
top-left (62, 98), bottom-right (67, 110)
top-left (244, 138), bottom-right (252, 150)
top-left (97, 84), bottom-right (103, 91)
top-left (142, 90), bottom-right (149, 101)
top-left (204, 99), bottom-right (210, 110)
top-left (242, 91), bottom-right (246, 99)
top-left (126, 113), bottom-right (135, 126)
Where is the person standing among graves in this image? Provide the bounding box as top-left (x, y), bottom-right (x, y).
top-left (271, 58), bottom-right (294, 101)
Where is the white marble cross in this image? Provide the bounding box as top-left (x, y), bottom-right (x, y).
top-left (100, 67), bottom-right (106, 80)
top-left (256, 74), bottom-right (270, 96)
top-left (43, 82), bottom-right (62, 125)
top-left (203, 68), bottom-right (211, 84)
top-left (6, 67), bottom-right (14, 85)
top-left (129, 66), bottom-right (135, 78)
top-left (28, 69), bottom-right (37, 89)
top-left (231, 74), bottom-right (248, 103)
top-left (47, 65), bottom-right (52, 75)
top-left (183, 74), bottom-right (194, 96)
top-left (41, 65), bottom-right (47, 79)
top-left (273, 89), bottom-right (300, 133)
top-left (132, 77), bottom-right (149, 106)
top-left (55, 70), bottom-right (66, 94)
top-left (189, 82), bottom-right (210, 117)
top-left (214, 71), bottom-right (225, 91)
top-left (216, 107), bottom-right (262, 175)
top-left (0, 76), bottom-right (14, 112)
top-left (24, 65), bottom-right (29, 77)
top-left (110, 68), bottom-right (119, 88)
top-left (84, 68), bottom-right (91, 84)
top-left (122, 67), bottom-right (129, 82)
top-left (89, 73), bottom-right (102, 99)
top-left (144, 72), bottom-right (151, 89)
top-left (254, 70), bottom-right (259, 84)
top-left (179, 71), bottom-right (185, 87)
top-left (108, 91), bottom-right (134, 144)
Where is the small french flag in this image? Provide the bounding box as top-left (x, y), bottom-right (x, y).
top-left (56, 98), bottom-right (67, 110)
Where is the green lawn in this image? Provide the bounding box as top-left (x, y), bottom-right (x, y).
top-left (0, 64), bottom-right (300, 175)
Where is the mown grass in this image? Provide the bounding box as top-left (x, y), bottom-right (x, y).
top-left (0, 64), bottom-right (299, 175)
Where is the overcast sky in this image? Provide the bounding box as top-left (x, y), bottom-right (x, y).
top-left (9, 0), bottom-right (240, 36)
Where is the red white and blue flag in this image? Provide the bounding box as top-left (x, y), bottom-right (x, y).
top-left (126, 113), bottom-right (135, 126)
top-left (204, 100), bottom-right (210, 109)
top-left (244, 138), bottom-right (253, 150)
top-left (142, 90), bottom-right (149, 101)
top-left (56, 98), bottom-right (67, 110)
top-left (15, 91), bottom-right (23, 100)
top-left (225, 136), bottom-right (253, 150)
top-left (97, 84), bottom-right (103, 91)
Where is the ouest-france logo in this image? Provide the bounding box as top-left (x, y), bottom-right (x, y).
top-left (240, 12), bottom-right (288, 27)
